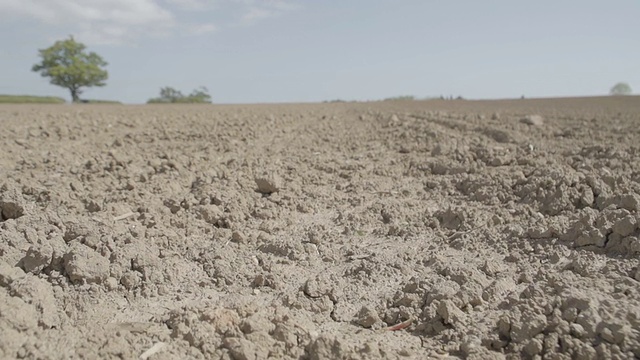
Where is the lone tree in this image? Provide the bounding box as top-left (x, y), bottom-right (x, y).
top-left (32, 36), bottom-right (108, 103)
top-left (610, 82), bottom-right (632, 96)
top-left (147, 86), bottom-right (212, 103)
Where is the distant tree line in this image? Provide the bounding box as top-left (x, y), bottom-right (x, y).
top-left (28, 36), bottom-right (634, 104)
top-left (610, 82), bottom-right (632, 96)
top-left (383, 95), bottom-right (416, 101)
top-left (147, 86), bottom-right (212, 104)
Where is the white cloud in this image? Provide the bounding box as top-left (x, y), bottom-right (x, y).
top-left (0, 0), bottom-right (175, 44)
top-left (187, 23), bottom-right (217, 35)
top-left (242, 7), bottom-right (273, 22)
top-left (164, 0), bottom-right (211, 10)
top-left (1, 0), bottom-right (173, 25)
top-left (239, 0), bottom-right (298, 24)
top-left (0, 0), bottom-right (300, 44)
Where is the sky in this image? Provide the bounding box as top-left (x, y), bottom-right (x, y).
top-left (0, 0), bottom-right (638, 104)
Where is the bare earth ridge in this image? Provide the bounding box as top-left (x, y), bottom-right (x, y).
top-left (1, 97), bottom-right (639, 359)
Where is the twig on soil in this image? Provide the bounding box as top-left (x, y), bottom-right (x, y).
top-left (113, 212), bottom-right (135, 221)
top-left (383, 317), bottom-right (413, 331)
top-left (140, 342), bottom-right (166, 360)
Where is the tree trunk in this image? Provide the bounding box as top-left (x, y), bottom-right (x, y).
top-left (70, 88), bottom-right (80, 103)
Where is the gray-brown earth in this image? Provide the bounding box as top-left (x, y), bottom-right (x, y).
top-left (1, 97), bottom-right (639, 359)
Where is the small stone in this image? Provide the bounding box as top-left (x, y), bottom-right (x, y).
top-left (355, 306), bottom-right (379, 328)
top-left (272, 324), bottom-right (298, 347)
top-left (543, 333), bottom-right (561, 353)
top-left (510, 312), bottom-right (547, 343)
top-left (0, 185), bottom-right (27, 220)
top-left (619, 194), bottom-right (640, 212)
top-left (22, 244), bottom-right (53, 274)
top-left (307, 335), bottom-right (350, 360)
top-left (575, 308), bottom-right (601, 337)
top-left (562, 307), bottom-right (578, 322)
top-left (120, 271), bottom-right (141, 290)
top-left (520, 115), bottom-right (544, 126)
top-left (574, 343), bottom-right (598, 360)
top-left (255, 174), bottom-right (281, 194)
top-left (303, 274), bottom-right (333, 298)
top-left (240, 316), bottom-right (274, 334)
top-left (497, 316), bottom-right (511, 338)
top-left (232, 231), bottom-right (246, 243)
top-left (600, 327), bottom-right (615, 343)
top-left (85, 199), bottom-right (102, 213)
top-left (223, 337), bottom-right (268, 360)
top-left (524, 338), bottom-right (543, 356)
top-left (164, 199), bottom-right (181, 214)
top-left (1, 201), bottom-right (25, 220)
top-left (63, 222), bottom-right (92, 242)
top-left (201, 308), bottom-right (240, 334)
top-left (198, 204), bottom-right (224, 225)
top-left (612, 215), bottom-right (637, 237)
top-left (562, 290), bottom-right (597, 312)
top-left (460, 336), bottom-right (482, 355)
top-left (0, 261), bottom-right (25, 286)
top-left (104, 277), bottom-right (118, 290)
top-left (63, 243), bottom-right (110, 284)
top-left (570, 323), bottom-right (586, 338)
top-left (252, 274), bottom-right (276, 288)
top-left (437, 300), bottom-right (467, 326)
top-left (574, 228), bottom-right (607, 247)
top-left (607, 323), bottom-right (630, 344)
top-left (83, 234), bottom-right (101, 249)
top-left (550, 251), bottom-right (566, 264)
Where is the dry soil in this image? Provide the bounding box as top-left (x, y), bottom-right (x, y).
top-left (1, 97), bottom-right (640, 359)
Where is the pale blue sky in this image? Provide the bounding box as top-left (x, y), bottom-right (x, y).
top-left (0, 1), bottom-right (638, 104)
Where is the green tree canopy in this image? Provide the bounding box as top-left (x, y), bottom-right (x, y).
top-left (188, 86), bottom-right (212, 103)
top-left (147, 86), bottom-right (212, 104)
top-left (32, 36), bottom-right (108, 103)
top-left (610, 82), bottom-right (632, 96)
